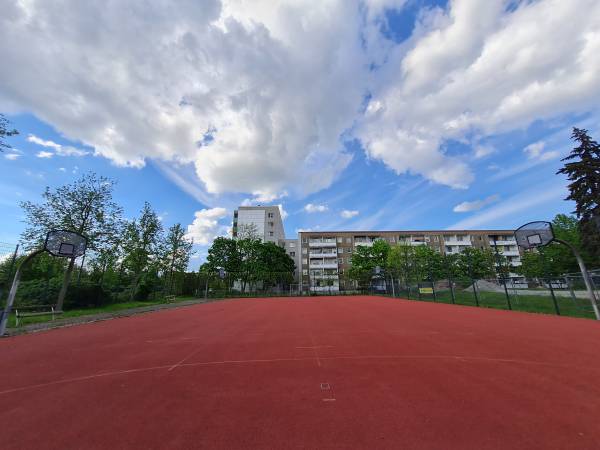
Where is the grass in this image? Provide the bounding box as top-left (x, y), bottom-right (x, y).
top-left (395, 288), bottom-right (595, 319)
top-left (6, 296), bottom-right (197, 328)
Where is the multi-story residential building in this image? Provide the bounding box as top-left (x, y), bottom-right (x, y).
top-left (232, 206), bottom-right (285, 243)
top-left (230, 207), bottom-right (523, 292)
top-left (298, 230), bottom-right (523, 292)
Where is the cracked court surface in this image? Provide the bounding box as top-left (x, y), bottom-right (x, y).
top-left (1, 295), bottom-right (599, 449)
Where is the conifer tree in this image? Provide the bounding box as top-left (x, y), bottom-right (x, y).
top-left (557, 128), bottom-right (600, 259)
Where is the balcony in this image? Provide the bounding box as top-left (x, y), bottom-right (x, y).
top-left (444, 239), bottom-right (472, 246)
top-left (309, 250), bottom-right (337, 258)
top-left (308, 240), bottom-right (337, 248)
top-left (489, 239), bottom-right (516, 246)
top-left (310, 274), bottom-right (339, 280)
top-left (499, 250), bottom-right (520, 257)
top-left (309, 261), bottom-right (338, 269)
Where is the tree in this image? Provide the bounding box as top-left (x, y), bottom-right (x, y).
top-left (236, 223), bottom-right (260, 240)
top-left (455, 247), bottom-right (496, 280)
top-left (557, 128), bottom-right (600, 259)
top-left (387, 243), bottom-right (415, 286)
top-left (20, 173), bottom-right (123, 310)
top-left (348, 239), bottom-right (390, 288)
top-left (0, 114), bottom-right (19, 151)
top-left (516, 214), bottom-right (593, 277)
top-left (161, 223), bottom-right (194, 294)
top-left (255, 242), bottom-right (295, 289)
top-left (122, 202), bottom-right (163, 299)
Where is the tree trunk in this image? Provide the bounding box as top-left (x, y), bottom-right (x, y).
top-left (130, 273), bottom-right (142, 301)
top-left (56, 258), bottom-right (76, 311)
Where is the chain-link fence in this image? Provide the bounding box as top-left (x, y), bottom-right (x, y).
top-left (378, 273), bottom-right (599, 319)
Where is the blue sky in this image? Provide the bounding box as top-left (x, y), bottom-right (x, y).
top-left (2, 0), bottom-right (599, 267)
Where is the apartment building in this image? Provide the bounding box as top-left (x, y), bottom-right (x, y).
top-left (232, 206), bottom-right (286, 243)
top-left (298, 230), bottom-right (522, 292)
top-left (230, 207), bottom-right (523, 292)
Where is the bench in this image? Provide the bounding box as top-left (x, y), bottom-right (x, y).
top-left (15, 305), bottom-right (63, 327)
top-left (164, 295), bottom-right (176, 304)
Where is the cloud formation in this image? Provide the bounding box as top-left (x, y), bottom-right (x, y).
top-left (185, 207), bottom-right (229, 245)
top-left (304, 203), bottom-right (328, 213)
top-left (453, 194), bottom-right (500, 213)
top-left (1, 0), bottom-right (599, 199)
top-left (340, 209), bottom-right (360, 218)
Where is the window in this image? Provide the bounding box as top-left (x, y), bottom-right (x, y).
top-left (289, 251), bottom-right (296, 257)
top-left (269, 221), bottom-right (274, 227)
top-left (302, 248), bottom-right (307, 254)
top-left (289, 242), bottom-right (295, 248)
top-left (337, 247), bottom-right (343, 254)
top-left (446, 246), bottom-right (452, 253)
top-left (302, 258), bottom-right (308, 265)
top-left (302, 238), bottom-right (308, 243)
top-left (267, 212), bottom-right (274, 218)
top-left (337, 237), bottom-right (343, 243)
top-left (269, 231), bottom-right (274, 236)
top-left (346, 237), bottom-right (351, 243)
top-left (346, 248), bottom-right (352, 253)
top-left (302, 270), bottom-right (308, 276)
top-left (338, 258), bottom-right (343, 264)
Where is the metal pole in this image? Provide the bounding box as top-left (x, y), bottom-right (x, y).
top-left (554, 239), bottom-right (599, 320)
top-left (0, 244), bottom-right (19, 305)
top-left (391, 275), bottom-right (395, 297)
top-left (0, 249), bottom-right (45, 336)
top-left (493, 237), bottom-right (512, 310)
top-left (540, 249), bottom-right (559, 315)
top-left (204, 276), bottom-right (209, 299)
top-left (76, 253), bottom-right (86, 286)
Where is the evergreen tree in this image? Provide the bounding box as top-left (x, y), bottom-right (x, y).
top-left (557, 128), bottom-right (600, 259)
top-left (0, 114), bottom-right (19, 151)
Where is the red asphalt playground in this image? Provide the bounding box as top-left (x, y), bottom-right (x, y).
top-left (1, 295), bottom-right (599, 449)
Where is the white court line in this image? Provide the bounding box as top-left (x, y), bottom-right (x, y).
top-left (2, 354), bottom-right (598, 396)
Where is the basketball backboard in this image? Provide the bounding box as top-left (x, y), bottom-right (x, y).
top-left (44, 230), bottom-right (87, 258)
top-left (515, 221), bottom-right (554, 250)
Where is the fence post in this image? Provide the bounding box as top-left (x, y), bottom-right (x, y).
top-left (472, 279), bottom-right (480, 307)
top-left (547, 277), bottom-right (560, 315)
top-left (448, 278), bottom-right (456, 304)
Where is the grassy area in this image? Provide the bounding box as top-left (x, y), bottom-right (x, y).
top-left (6, 296), bottom-right (197, 328)
top-left (395, 288), bottom-right (595, 319)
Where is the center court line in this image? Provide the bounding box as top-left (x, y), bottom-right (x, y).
top-left (2, 354), bottom-right (599, 396)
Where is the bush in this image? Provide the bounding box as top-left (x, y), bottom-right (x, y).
top-left (64, 282), bottom-right (111, 309)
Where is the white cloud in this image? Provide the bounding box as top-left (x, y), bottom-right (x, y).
top-left (36, 151), bottom-right (53, 158)
top-left (4, 149), bottom-right (22, 160)
top-left (28, 134), bottom-right (88, 157)
top-left (448, 184), bottom-right (564, 229)
top-left (1, 0), bottom-right (599, 196)
top-left (340, 209), bottom-right (359, 218)
top-left (523, 141), bottom-right (559, 161)
top-left (58, 167), bottom-right (66, 172)
top-left (277, 204), bottom-right (288, 220)
top-left (453, 194), bottom-right (500, 213)
top-left (356, 0), bottom-right (600, 189)
top-left (473, 145), bottom-right (495, 159)
top-left (304, 203), bottom-right (328, 213)
top-left (185, 207), bottom-right (228, 246)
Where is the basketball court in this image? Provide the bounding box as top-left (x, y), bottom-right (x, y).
top-left (1, 295), bottom-right (599, 449)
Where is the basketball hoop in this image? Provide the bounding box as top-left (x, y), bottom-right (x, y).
top-left (514, 221), bottom-right (554, 250)
top-left (44, 230), bottom-right (87, 258)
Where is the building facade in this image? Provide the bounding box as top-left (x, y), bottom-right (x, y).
top-left (231, 207), bottom-right (522, 292)
top-left (298, 230), bottom-right (522, 292)
top-left (232, 206), bottom-right (286, 243)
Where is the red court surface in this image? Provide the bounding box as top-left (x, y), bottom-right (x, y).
top-left (1, 296), bottom-right (600, 449)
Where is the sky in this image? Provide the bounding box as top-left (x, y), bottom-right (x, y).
top-left (1, 0), bottom-right (600, 267)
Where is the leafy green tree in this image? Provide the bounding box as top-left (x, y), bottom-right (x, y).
top-left (411, 246), bottom-right (445, 281)
top-left (455, 247), bottom-right (496, 280)
top-left (515, 251), bottom-right (545, 278)
top-left (557, 128), bottom-right (600, 260)
top-left (0, 114), bottom-right (18, 151)
top-left (161, 223), bottom-right (194, 294)
top-left (122, 202), bottom-right (163, 299)
top-left (20, 173), bottom-right (123, 310)
top-left (256, 242), bottom-right (295, 288)
top-left (387, 243), bottom-right (415, 285)
top-left (348, 239), bottom-right (390, 288)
